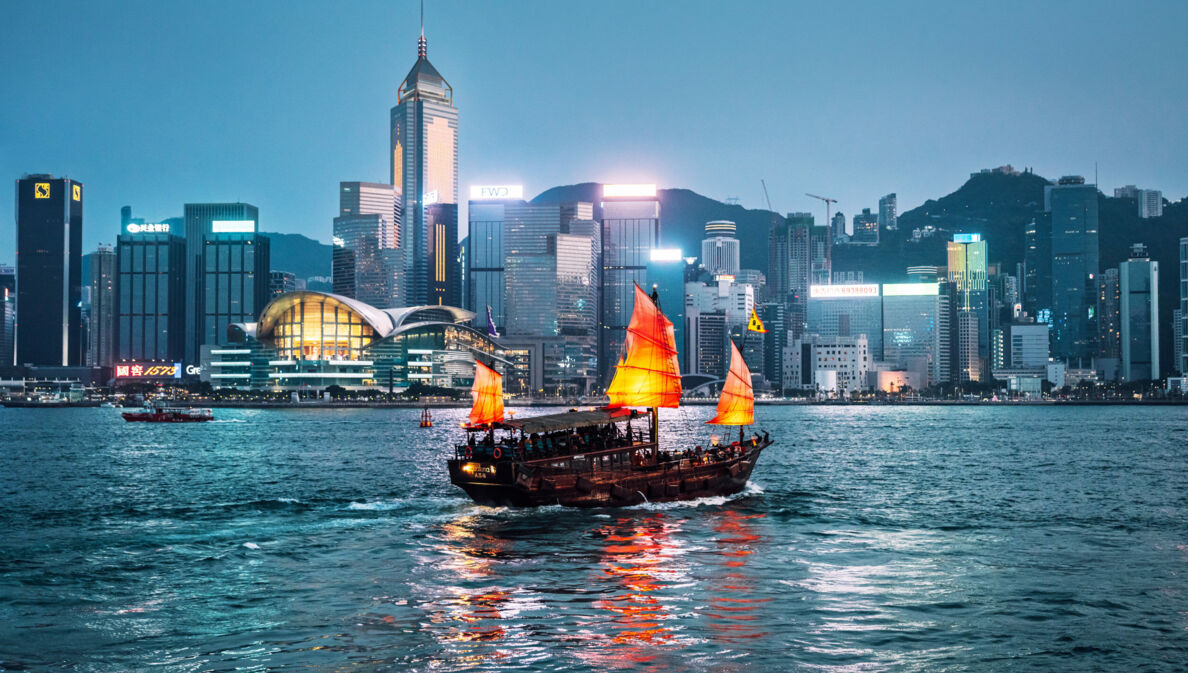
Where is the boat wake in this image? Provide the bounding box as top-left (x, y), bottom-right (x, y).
top-left (627, 481), bottom-right (765, 511)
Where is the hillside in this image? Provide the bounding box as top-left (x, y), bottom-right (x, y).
top-left (532, 183), bottom-right (782, 270)
top-left (262, 232), bottom-right (332, 280)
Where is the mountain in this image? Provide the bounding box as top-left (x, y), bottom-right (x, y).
top-left (532, 183), bottom-right (783, 272)
top-left (261, 232), bottom-right (332, 280)
top-left (534, 174), bottom-right (1187, 372)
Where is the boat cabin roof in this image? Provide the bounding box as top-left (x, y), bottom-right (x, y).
top-left (502, 407), bottom-right (635, 435)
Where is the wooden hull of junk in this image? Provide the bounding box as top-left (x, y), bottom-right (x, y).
top-left (448, 440), bottom-right (772, 508)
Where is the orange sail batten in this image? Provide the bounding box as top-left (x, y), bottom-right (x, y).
top-left (707, 340), bottom-right (754, 426)
top-left (468, 360), bottom-right (505, 426)
top-left (606, 284), bottom-right (682, 409)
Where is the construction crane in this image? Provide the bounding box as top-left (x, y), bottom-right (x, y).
top-left (805, 193), bottom-right (837, 228)
top-left (761, 179), bottom-right (775, 212)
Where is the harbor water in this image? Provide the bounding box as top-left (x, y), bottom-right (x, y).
top-left (1, 405), bottom-right (1186, 671)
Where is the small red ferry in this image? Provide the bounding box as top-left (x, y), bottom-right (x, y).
top-left (122, 406), bottom-right (214, 423)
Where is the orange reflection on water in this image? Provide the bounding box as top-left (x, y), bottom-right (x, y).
top-left (431, 514), bottom-right (513, 658)
top-left (588, 514), bottom-right (684, 664)
top-left (706, 511), bottom-right (771, 641)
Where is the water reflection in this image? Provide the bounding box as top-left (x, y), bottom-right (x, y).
top-left (428, 513), bottom-right (513, 662)
top-left (706, 511), bottom-right (770, 641)
top-left (582, 513), bottom-right (689, 668)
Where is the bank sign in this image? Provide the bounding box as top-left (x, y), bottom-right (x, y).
top-left (114, 362), bottom-right (184, 379)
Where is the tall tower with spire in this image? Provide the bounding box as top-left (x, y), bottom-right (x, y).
top-left (390, 9), bottom-right (459, 306)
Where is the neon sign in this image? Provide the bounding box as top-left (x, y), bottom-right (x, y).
top-left (211, 220), bottom-right (256, 233)
top-left (810, 284), bottom-right (880, 298)
top-left (469, 185), bottom-right (524, 200)
top-left (126, 223), bottom-right (171, 234)
top-left (952, 233), bottom-right (982, 243)
top-left (114, 362), bottom-right (183, 379)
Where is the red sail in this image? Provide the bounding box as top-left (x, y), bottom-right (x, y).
top-left (706, 340), bottom-right (754, 426)
top-left (606, 283), bottom-right (682, 408)
top-left (468, 360), bottom-right (505, 426)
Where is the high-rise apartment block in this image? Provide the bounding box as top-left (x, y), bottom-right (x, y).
top-left (851, 208), bottom-right (879, 245)
top-left (15, 175), bottom-right (84, 366)
top-left (701, 221), bottom-right (740, 276)
top-left (878, 193), bottom-right (897, 231)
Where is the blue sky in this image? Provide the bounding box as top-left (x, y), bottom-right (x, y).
top-left (2, 0), bottom-right (1186, 257)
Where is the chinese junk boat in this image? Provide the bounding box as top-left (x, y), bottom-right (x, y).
top-left (447, 283), bottom-right (773, 507)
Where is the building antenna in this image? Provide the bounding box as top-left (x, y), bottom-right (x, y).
top-left (417, 0), bottom-right (427, 57)
top-left (420, 0), bottom-right (424, 36)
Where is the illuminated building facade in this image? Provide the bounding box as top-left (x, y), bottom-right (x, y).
top-left (701, 221), bottom-right (740, 276)
top-left (15, 174), bottom-right (84, 366)
top-left (947, 234), bottom-right (989, 380)
top-left (200, 291), bottom-right (506, 392)
top-left (425, 203), bottom-right (460, 306)
top-left (646, 248), bottom-right (689, 371)
top-left (184, 202), bottom-right (259, 362)
top-left (332, 181), bottom-right (400, 307)
top-left (115, 221), bottom-right (187, 362)
top-left (882, 282), bottom-right (950, 386)
top-left (197, 215), bottom-right (270, 360)
top-left (806, 284), bottom-right (883, 360)
top-left (1, 265), bottom-right (15, 367)
top-left (600, 184), bottom-right (660, 381)
top-left (1046, 176), bottom-right (1099, 361)
top-left (851, 208), bottom-right (879, 245)
top-left (783, 334), bottom-right (870, 394)
top-left (391, 29), bottom-right (458, 306)
top-left (879, 193), bottom-right (897, 231)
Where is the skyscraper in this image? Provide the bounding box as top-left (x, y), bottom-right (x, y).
top-left (701, 221), bottom-right (740, 276)
top-left (270, 270), bottom-right (297, 297)
top-left (600, 184), bottom-right (660, 381)
top-left (425, 202), bottom-right (460, 306)
top-left (116, 218), bottom-right (186, 362)
top-left (878, 193), bottom-right (897, 231)
top-left (806, 284), bottom-right (883, 360)
top-left (333, 182), bottom-right (399, 307)
top-left (882, 282), bottom-right (950, 386)
top-left (391, 24), bottom-right (458, 306)
top-left (87, 244), bottom-right (116, 367)
top-left (831, 211), bottom-right (847, 242)
top-left (1023, 213), bottom-right (1052, 316)
top-left (1180, 237), bottom-right (1188, 375)
top-left (15, 175), bottom-right (84, 366)
top-left (0, 265), bottom-right (15, 367)
top-left (1096, 268), bottom-right (1121, 363)
top-left (1046, 176), bottom-right (1099, 361)
top-left (1138, 189), bottom-right (1163, 219)
top-left (184, 202), bottom-right (259, 362)
top-left (947, 233), bottom-right (989, 381)
top-left (1120, 244), bottom-right (1159, 382)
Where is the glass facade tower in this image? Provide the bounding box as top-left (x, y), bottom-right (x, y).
top-left (184, 202), bottom-right (259, 362)
top-left (947, 234), bottom-right (989, 380)
top-left (15, 175), bottom-right (84, 366)
top-left (391, 31), bottom-right (458, 306)
top-left (333, 182), bottom-right (399, 307)
top-left (600, 186), bottom-right (660, 382)
top-left (116, 225), bottom-right (186, 362)
top-left (1120, 244), bottom-right (1159, 382)
top-left (87, 244), bottom-right (116, 367)
top-left (1046, 176), bottom-right (1099, 361)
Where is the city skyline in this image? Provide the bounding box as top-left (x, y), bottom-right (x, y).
top-left (4, 0), bottom-right (1188, 257)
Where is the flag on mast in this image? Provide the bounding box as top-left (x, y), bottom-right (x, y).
top-left (747, 307), bottom-right (767, 333)
top-left (486, 305), bottom-right (500, 338)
